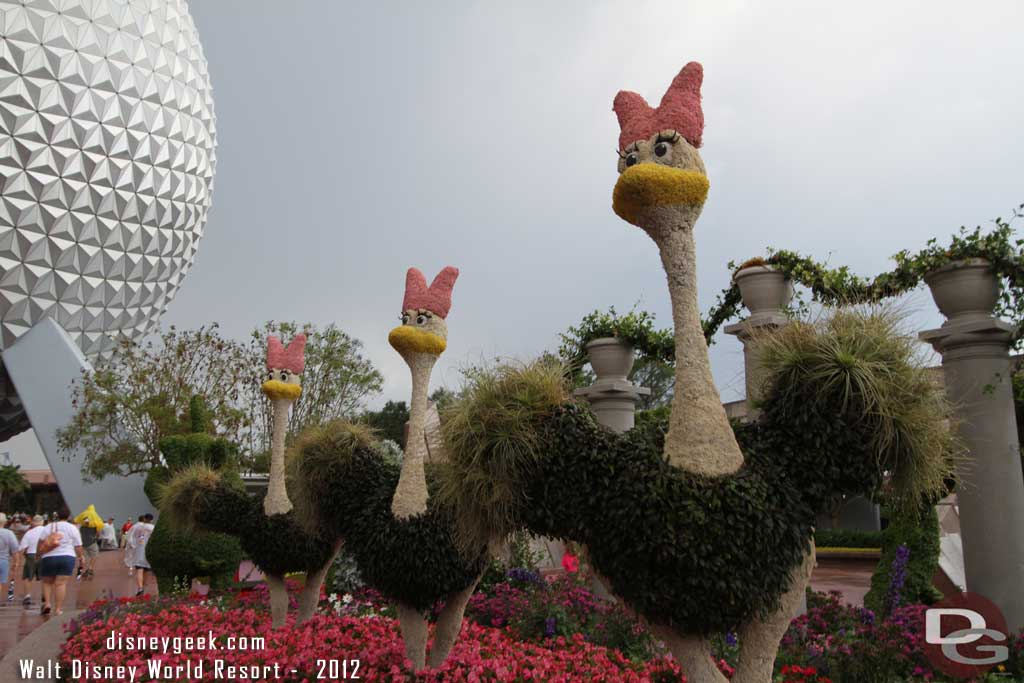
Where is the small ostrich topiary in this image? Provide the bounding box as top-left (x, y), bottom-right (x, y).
top-left (158, 335), bottom-right (338, 628)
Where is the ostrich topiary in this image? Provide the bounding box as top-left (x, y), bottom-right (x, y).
top-left (158, 335), bottom-right (338, 628)
top-left (289, 267), bottom-right (487, 671)
top-left (434, 63), bottom-right (957, 683)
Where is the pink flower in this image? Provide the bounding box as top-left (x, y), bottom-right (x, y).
top-left (561, 552), bottom-right (580, 574)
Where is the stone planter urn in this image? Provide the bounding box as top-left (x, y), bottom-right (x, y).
top-left (573, 337), bottom-right (649, 434)
top-left (585, 337), bottom-right (635, 381)
top-left (725, 265), bottom-right (793, 419)
top-left (733, 265), bottom-right (793, 319)
top-left (923, 258), bottom-right (999, 326)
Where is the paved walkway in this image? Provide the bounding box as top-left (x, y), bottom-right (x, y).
top-left (0, 549), bottom-right (155, 661)
top-left (0, 609), bottom-right (79, 682)
top-left (809, 557), bottom-right (875, 606)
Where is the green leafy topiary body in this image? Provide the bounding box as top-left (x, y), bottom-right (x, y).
top-left (290, 421), bottom-right (486, 612)
top-left (516, 401), bottom-right (866, 634)
top-left (438, 310), bottom-right (956, 637)
top-left (167, 471), bottom-right (336, 579)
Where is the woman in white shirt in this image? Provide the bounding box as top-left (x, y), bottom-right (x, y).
top-left (37, 507), bottom-right (84, 616)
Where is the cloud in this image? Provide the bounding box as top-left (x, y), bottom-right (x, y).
top-left (163, 0), bottom-right (1023, 410)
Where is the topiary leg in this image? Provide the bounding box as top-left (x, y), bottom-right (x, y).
top-left (265, 573), bottom-right (289, 629)
top-left (651, 628), bottom-right (729, 683)
top-left (592, 565), bottom-right (727, 683)
top-left (732, 544), bottom-right (816, 683)
top-left (297, 543), bottom-right (342, 623)
top-left (427, 573), bottom-right (481, 667)
top-left (395, 602), bottom-right (428, 671)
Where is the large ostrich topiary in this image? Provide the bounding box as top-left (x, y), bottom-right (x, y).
top-left (435, 63), bottom-right (956, 683)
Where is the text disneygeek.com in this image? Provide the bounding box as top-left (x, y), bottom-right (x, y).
top-left (18, 630), bottom-right (361, 680)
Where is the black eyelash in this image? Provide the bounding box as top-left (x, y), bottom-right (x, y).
top-left (657, 130), bottom-right (680, 143)
top-left (616, 149), bottom-right (627, 159)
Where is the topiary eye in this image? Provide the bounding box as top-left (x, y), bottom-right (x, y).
top-left (654, 142), bottom-right (668, 157)
top-left (401, 314), bottom-right (410, 325)
top-left (279, 371), bottom-right (288, 381)
top-left (416, 315), bottom-right (426, 325)
top-left (625, 153), bottom-right (639, 167)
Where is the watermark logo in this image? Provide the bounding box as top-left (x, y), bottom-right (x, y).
top-left (924, 592), bottom-right (1008, 678)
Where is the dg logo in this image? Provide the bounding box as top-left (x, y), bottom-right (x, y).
top-left (924, 592), bottom-right (1009, 678)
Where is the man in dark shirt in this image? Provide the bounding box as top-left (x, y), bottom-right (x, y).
top-left (79, 524), bottom-right (99, 580)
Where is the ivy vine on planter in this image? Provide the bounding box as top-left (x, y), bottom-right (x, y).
top-left (701, 204), bottom-right (1024, 346)
top-left (558, 307), bottom-right (675, 369)
top-left (559, 205), bottom-right (1024, 373)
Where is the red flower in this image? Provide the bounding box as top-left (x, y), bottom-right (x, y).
top-left (561, 552), bottom-right (580, 574)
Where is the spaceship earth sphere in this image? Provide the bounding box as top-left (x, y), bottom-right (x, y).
top-left (0, 0), bottom-right (217, 441)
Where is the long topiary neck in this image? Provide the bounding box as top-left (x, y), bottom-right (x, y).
top-left (652, 209), bottom-right (744, 476)
top-left (264, 398), bottom-right (294, 516)
top-left (391, 354), bottom-right (436, 519)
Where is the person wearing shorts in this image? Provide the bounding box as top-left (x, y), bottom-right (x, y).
top-left (79, 523), bottom-right (99, 579)
top-left (126, 513), bottom-right (155, 596)
top-left (17, 515), bottom-right (46, 607)
top-left (37, 508), bottom-right (84, 616)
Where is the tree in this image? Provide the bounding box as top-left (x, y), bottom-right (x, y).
top-left (243, 322), bottom-right (384, 457)
top-left (59, 321), bottom-right (383, 480)
top-left (362, 400), bottom-right (410, 445)
top-left (0, 464), bottom-right (29, 510)
top-left (630, 358), bottom-right (674, 410)
top-left (429, 387), bottom-right (457, 411)
top-left (58, 324), bottom-right (252, 480)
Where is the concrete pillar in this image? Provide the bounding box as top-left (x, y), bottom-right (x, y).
top-left (725, 266), bottom-right (813, 615)
top-left (724, 312), bottom-right (789, 419)
top-left (572, 339), bottom-right (650, 433)
top-left (920, 316), bottom-right (1024, 629)
top-left (573, 339), bottom-right (648, 598)
top-left (724, 265), bottom-right (792, 418)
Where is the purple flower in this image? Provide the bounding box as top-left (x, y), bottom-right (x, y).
top-left (725, 632), bottom-right (737, 647)
top-left (883, 544), bottom-right (910, 617)
top-left (544, 616), bottom-right (557, 637)
top-left (507, 568), bottom-right (543, 585)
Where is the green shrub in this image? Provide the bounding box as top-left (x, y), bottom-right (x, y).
top-left (145, 395), bottom-right (243, 590)
top-left (864, 503), bottom-right (943, 613)
top-left (814, 529), bottom-right (884, 549)
top-left (144, 519), bottom-right (241, 594)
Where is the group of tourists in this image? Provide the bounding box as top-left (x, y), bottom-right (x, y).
top-left (0, 507), bottom-right (157, 615)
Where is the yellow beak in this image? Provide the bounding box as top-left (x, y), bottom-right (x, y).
top-left (262, 380), bottom-right (302, 401)
top-left (612, 163), bottom-right (710, 226)
top-left (388, 325), bottom-right (446, 355)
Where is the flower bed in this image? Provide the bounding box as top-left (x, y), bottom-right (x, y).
top-left (59, 597), bottom-right (688, 682)
top-left (58, 581), bottom-right (1024, 682)
top-left (777, 591), bottom-right (1024, 683)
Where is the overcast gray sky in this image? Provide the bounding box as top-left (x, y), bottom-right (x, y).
top-left (8, 0), bottom-right (1024, 467)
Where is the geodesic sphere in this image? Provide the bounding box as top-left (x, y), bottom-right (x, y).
top-left (0, 0), bottom-right (216, 441)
